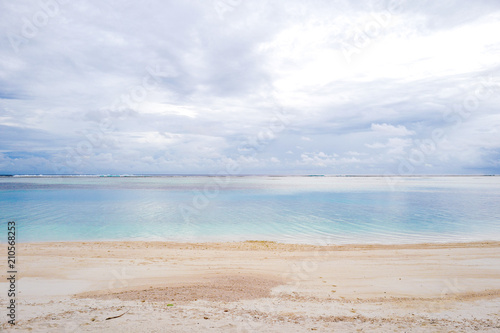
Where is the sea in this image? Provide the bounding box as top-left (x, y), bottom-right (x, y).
top-left (1, 175), bottom-right (499, 244)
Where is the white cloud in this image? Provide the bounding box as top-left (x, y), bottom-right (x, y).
top-left (366, 138), bottom-right (413, 155)
top-left (365, 142), bottom-right (386, 149)
top-left (371, 123), bottom-right (415, 136)
top-left (1, 0), bottom-right (500, 174)
top-left (346, 151), bottom-right (366, 156)
top-left (270, 157), bottom-right (280, 163)
top-left (138, 102), bottom-right (199, 118)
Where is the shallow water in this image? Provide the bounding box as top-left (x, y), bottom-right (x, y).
top-left (1, 176), bottom-right (499, 244)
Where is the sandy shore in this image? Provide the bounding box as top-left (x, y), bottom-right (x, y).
top-left (1, 241), bottom-right (500, 332)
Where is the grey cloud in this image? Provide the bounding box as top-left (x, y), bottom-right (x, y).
top-left (1, 0), bottom-right (499, 174)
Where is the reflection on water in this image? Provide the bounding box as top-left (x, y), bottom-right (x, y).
top-left (1, 176), bottom-right (499, 244)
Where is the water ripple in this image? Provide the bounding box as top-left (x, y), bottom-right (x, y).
top-left (1, 176), bottom-right (500, 244)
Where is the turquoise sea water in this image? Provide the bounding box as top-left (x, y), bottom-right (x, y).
top-left (1, 176), bottom-right (499, 244)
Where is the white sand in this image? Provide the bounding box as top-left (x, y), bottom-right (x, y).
top-left (1, 241), bottom-right (500, 332)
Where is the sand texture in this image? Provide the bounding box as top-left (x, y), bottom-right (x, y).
top-left (1, 241), bottom-right (500, 332)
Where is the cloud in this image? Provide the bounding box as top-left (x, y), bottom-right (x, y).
top-left (366, 137), bottom-right (413, 154)
top-left (300, 152), bottom-right (337, 167)
top-left (371, 123), bottom-right (415, 136)
top-left (1, 0), bottom-right (500, 174)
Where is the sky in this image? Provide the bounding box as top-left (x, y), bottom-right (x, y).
top-left (1, 0), bottom-right (500, 175)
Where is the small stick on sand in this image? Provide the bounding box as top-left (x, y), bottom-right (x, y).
top-left (105, 309), bottom-right (130, 321)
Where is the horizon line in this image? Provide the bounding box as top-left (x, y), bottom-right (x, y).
top-left (1, 174), bottom-right (498, 178)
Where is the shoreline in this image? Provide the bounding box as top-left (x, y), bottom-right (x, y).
top-left (3, 174), bottom-right (499, 177)
top-left (2, 240), bottom-right (500, 331)
top-left (14, 239), bottom-right (500, 249)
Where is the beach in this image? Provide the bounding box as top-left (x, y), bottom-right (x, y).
top-left (1, 241), bottom-right (500, 332)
